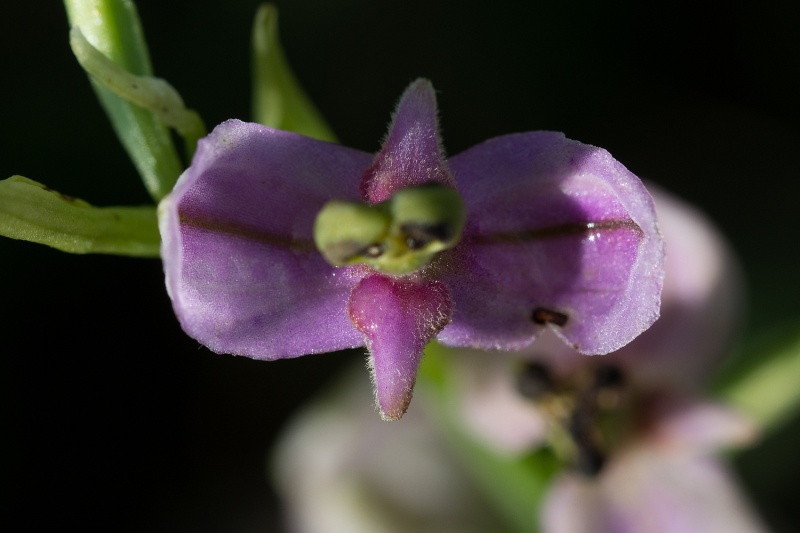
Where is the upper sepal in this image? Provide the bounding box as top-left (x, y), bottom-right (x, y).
top-left (360, 79), bottom-right (456, 203)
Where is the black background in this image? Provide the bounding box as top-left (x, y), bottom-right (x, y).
top-left (2, 1), bottom-right (799, 531)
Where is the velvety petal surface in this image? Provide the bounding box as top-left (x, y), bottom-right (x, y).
top-left (160, 119), bottom-right (372, 358)
top-left (360, 79), bottom-right (455, 203)
top-left (348, 275), bottom-right (453, 420)
top-left (438, 132), bottom-right (664, 355)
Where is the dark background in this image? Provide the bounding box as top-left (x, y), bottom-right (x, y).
top-left (2, 1), bottom-right (799, 531)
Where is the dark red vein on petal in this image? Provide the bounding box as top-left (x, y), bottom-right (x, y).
top-left (471, 218), bottom-right (643, 245)
top-left (179, 211), bottom-right (317, 252)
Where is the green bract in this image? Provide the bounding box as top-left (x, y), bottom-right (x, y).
top-left (714, 319), bottom-right (800, 435)
top-left (251, 4), bottom-right (337, 142)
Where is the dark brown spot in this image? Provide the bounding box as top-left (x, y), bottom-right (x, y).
top-left (594, 364), bottom-right (625, 390)
top-left (42, 185), bottom-right (81, 204)
top-left (574, 439), bottom-right (606, 477)
top-left (517, 361), bottom-right (554, 399)
top-left (532, 308), bottom-right (569, 327)
top-left (568, 404), bottom-right (606, 477)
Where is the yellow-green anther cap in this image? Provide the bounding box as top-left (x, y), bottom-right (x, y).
top-left (313, 200), bottom-right (392, 266)
top-left (313, 183), bottom-right (466, 275)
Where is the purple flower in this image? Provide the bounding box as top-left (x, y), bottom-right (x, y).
top-left (540, 402), bottom-right (765, 533)
top-left (273, 369), bottom-right (505, 533)
top-left (159, 79), bottom-right (664, 420)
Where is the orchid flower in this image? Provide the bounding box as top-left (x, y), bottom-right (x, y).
top-left (159, 78), bottom-right (664, 420)
top-left (452, 189), bottom-right (768, 532)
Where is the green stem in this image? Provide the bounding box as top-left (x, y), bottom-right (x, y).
top-left (418, 342), bottom-right (561, 533)
top-left (64, 0), bottom-right (185, 201)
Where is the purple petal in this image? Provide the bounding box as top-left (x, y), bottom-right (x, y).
top-left (360, 79), bottom-right (455, 203)
top-left (646, 397), bottom-right (758, 454)
top-left (348, 274), bottom-right (453, 420)
top-left (543, 443), bottom-right (769, 533)
top-left (160, 119), bottom-right (373, 358)
top-left (596, 447), bottom-right (768, 533)
top-left (542, 475), bottom-right (624, 533)
top-left (438, 132), bottom-right (664, 355)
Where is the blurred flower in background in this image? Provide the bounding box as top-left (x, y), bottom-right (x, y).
top-left (273, 369), bottom-right (505, 533)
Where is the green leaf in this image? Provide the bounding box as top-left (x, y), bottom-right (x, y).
top-left (418, 342), bottom-right (560, 533)
top-left (64, 0), bottom-right (184, 201)
top-left (443, 426), bottom-right (558, 533)
top-left (714, 319), bottom-right (800, 435)
top-left (0, 176), bottom-right (159, 257)
top-left (251, 4), bottom-right (337, 142)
